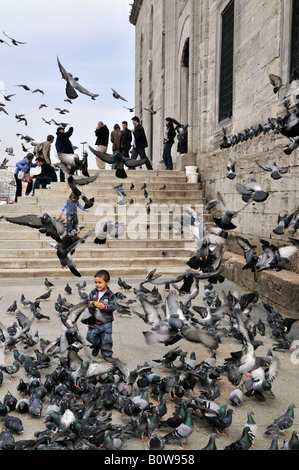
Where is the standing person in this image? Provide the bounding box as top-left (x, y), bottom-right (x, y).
top-left (120, 120), bottom-right (132, 158)
top-left (95, 121), bottom-right (109, 170)
top-left (29, 156), bottom-right (58, 196)
top-left (13, 153), bottom-right (37, 203)
top-left (55, 126), bottom-right (74, 182)
top-left (42, 135), bottom-right (54, 164)
top-left (61, 192), bottom-right (88, 235)
top-left (162, 117), bottom-right (176, 170)
top-left (84, 269), bottom-right (117, 358)
top-left (110, 124), bottom-right (122, 169)
top-left (131, 116), bottom-right (153, 170)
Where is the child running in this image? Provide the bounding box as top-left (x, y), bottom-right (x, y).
top-left (61, 192), bottom-right (88, 235)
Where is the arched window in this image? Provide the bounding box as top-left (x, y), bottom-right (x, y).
top-left (290, 0), bottom-right (299, 78)
top-left (219, 0), bottom-right (234, 122)
top-left (180, 38), bottom-right (190, 129)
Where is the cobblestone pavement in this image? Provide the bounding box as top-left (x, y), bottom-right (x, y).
top-left (0, 275), bottom-right (298, 452)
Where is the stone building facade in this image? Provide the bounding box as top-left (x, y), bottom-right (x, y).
top-left (129, 0), bottom-right (299, 313)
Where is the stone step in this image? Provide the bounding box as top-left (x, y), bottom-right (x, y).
top-left (0, 256), bottom-right (189, 269)
top-left (0, 246), bottom-right (194, 259)
top-left (0, 235), bottom-right (195, 247)
top-left (1, 199), bottom-right (207, 213)
top-left (31, 190), bottom-right (204, 200)
top-left (33, 182), bottom-right (203, 192)
top-left (0, 265), bottom-right (184, 279)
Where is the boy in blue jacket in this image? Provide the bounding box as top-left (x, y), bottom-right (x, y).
top-left (61, 192), bottom-right (88, 235)
top-left (84, 270), bottom-right (117, 358)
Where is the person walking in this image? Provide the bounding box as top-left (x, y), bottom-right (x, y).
top-left (131, 116), bottom-right (153, 170)
top-left (162, 117), bottom-right (176, 170)
top-left (61, 192), bottom-right (88, 235)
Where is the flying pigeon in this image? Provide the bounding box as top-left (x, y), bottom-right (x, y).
top-left (237, 179), bottom-right (269, 203)
top-left (269, 74), bottom-right (285, 94)
top-left (50, 230), bottom-right (94, 277)
top-left (256, 161), bottom-right (288, 179)
top-left (111, 88), bottom-right (128, 102)
top-left (3, 31), bottom-right (26, 46)
top-left (88, 146), bottom-right (149, 179)
top-left (57, 57), bottom-right (99, 100)
top-left (213, 191), bottom-right (252, 230)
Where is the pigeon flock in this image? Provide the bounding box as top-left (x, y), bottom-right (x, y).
top-left (0, 33), bottom-right (134, 164)
top-left (0, 266), bottom-right (297, 451)
top-left (0, 33), bottom-right (298, 452)
top-left (220, 73), bottom-right (299, 156)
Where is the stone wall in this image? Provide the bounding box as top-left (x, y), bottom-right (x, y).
top-left (130, 0), bottom-right (299, 284)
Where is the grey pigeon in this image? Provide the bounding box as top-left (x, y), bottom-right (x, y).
top-left (284, 136), bottom-right (299, 155)
top-left (282, 429), bottom-right (299, 450)
top-left (237, 179), bottom-right (269, 203)
top-left (224, 426), bottom-right (253, 450)
top-left (256, 161), bottom-right (288, 179)
top-left (162, 407), bottom-right (194, 448)
top-left (213, 191), bottom-right (252, 230)
top-left (89, 146), bottom-right (148, 179)
top-left (269, 74), bottom-right (284, 93)
top-left (226, 159), bottom-right (236, 179)
top-left (57, 57), bottom-right (99, 100)
top-left (111, 88), bottom-right (128, 102)
top-left (265, 404), bottom-right (295, 435)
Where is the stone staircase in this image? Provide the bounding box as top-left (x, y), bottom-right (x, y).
top-left (0, 170), bottom-right (212, 279)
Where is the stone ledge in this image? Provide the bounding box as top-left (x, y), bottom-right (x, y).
top-left (222, 251), bottom-right (299, 319)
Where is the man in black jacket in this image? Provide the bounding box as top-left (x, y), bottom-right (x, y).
top-left (120, 121), bottom-right (132, 157)
top-left (55, 126), bottom-right (74, 182)
top-left (131, 116), bottom-right (153, 170)
top-left (29, 157), bottom-right (58, 195)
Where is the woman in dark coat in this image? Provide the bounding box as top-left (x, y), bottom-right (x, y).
top-left (162, 117), bottom-right (176, 170)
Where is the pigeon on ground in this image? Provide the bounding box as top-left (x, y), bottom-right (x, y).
top-left (147, 432), bottom-right (166, 450)
top-left (162, 407), bottom-right (194, 448)
top-left (57, 57), bottom-right (99, 100)
top-left (282, 429), bottom-right (299, 450)
top-left (265, 404), bottom-right (295, 435)
top-left (201, 432), bottom-right (219, 450)
top-left (224, 426), bottom-right (254, 450)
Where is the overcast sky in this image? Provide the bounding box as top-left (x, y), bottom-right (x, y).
top-left (0, 0), bottom-right (136, 169)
